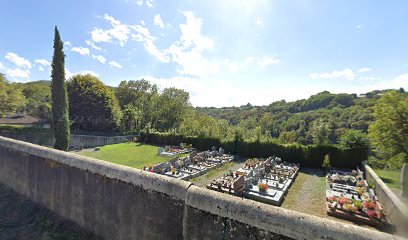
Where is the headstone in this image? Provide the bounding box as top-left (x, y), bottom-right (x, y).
top-left (233, 176), bottom-right (245, 192)
top-left (158, 147), bottom-right (164, 155)
top-left (402, 163), bottom-right (408, 198)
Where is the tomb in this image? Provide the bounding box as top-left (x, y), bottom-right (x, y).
top-left (207, 156), bottom-right (300, 206)
top-left (326, 169), bottom-right (392, 228)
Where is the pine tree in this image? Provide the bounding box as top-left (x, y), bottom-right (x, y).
top-left (51, 26), bottom-right (70, 150)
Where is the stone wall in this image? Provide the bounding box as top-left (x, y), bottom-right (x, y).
top-left (0, 133), bottom-right (134, 149)
top-left (364, 163), bottom-right (408, 236)
top-left (0, 136), bottom-right (400, 240)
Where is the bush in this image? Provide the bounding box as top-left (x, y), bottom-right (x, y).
top-left (142, 132), bottom-right (366, 169)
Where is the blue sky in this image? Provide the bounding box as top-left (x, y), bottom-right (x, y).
top-left (1, 0), bottom-right (407, 107)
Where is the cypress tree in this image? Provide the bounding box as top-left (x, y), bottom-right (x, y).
top-left (51, 26), bottom-right (70, 150)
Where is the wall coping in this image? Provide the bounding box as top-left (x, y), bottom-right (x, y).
top-left (0, 136), bottom-right (192, 201)
top-left (185, 185), bottom-right (401, 240)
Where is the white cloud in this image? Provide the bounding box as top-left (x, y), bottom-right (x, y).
top-left (165, 11), bottom-right (216, 76)
top-left (91, 28), bottom-right (112, 43)
top-left (256, 16), bottom-right (263, 25)
top-left (136, 0), bottom-right (154, 7)
top-left (86, 40), bottom-right (103, 51)
top-left (358, 67), bottom-right (371, 73)
top-left (153, 14), bottom-right (164, 29)
top-left (356, 24), bottom-right (364, 29)
top-left (131, 25), bottom-right (169, 63)
top-left (0, 62), bottom-right (3, 70)
top-left (64, 41), bottom-right (72, 47)
top-left (71, 47), bottom-right (90, 55)
top-left (65, 68), bottom-right (73, 79)
top-left (92, 55), bottom-right (107, 64)
top-left (35, 59), bottom-right (50, 66)
top-left (108, 61), bottom-right (122, 68)
top-left (310, 68), bottom-right (356, 81)
top-left (80, 70), bottom-right (99, 77)
top-left (5, 52), bottom-right (32, 69)
top-left (91, 14), bottom-right (131, 47)
top-left (34, 59), bottom-right (50, 72)
top-left (146, 0), bottom-right (154, 7)
top-left (6, 68), bottom-right (30, 79)
top-left (257, 56), bottom-right (280, 67)
top-left (358, 76), bottom-right (381, 81)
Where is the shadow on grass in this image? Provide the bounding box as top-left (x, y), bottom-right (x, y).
top-left (300, 167), bottom-right (326, 177)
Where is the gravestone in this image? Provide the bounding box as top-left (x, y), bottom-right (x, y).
top-left (402, 163), bottom-right (408, 198)
top-left (233, 175), bottom-right (245, 193)
top-left (158, 147), bottom-right (164, 156)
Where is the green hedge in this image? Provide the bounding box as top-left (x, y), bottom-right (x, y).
top-left (141, 132), bottom-right (367, 169)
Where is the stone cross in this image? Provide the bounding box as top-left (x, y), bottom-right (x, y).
top-left (402, 163), bottom-right (408, 198)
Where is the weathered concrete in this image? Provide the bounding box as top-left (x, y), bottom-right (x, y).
top-left (0, 136), bottom-right (403, 240)
top-left (0, 132), bottom-right (135, 149)
top-left (364, 163), bottom-right (408, 236)
top-left (184, 185), bottom-right (399, 240)
top-left (0, 136), bottom-right (190, 240)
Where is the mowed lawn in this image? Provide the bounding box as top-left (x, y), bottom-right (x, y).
top-left (374, 169), bottom-right (401, 190)
top-left (77, 143), bottom-right (187, 169)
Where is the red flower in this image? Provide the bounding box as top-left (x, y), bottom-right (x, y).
top-left (363, 201), bottom-right (376, 210)
top-left (367, 210), bottom-right (378, 219)
top-left (150, 169), bottom-right (154, 173)
top-left (339, 197), bottom-right (352, 205)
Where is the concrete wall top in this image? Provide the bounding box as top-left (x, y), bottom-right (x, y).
top-left (0, 136), bottom-right (191, 201)
top-left (185, 185), bottom-right (401, 240)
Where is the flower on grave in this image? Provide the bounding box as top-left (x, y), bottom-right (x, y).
top-left (343, 203), bottom-right (358, 213)
top-left (353, 200), bottom-right (363, 211)
top-left (357, 187), bottom-right (367, 195)
top-left (150, 169), bottom-right (154, 173)
top-left (327, 196), bottom-right (338, 203)
top-left (338, 197), bottom-right (352, 205)
top-left (367, 210), bottom-right (378, 219)
top-left (258, 182), bottom-right (269, 191)
top-left (356, 180), bottom-right (365, 187)
top-left (363, 200), bottom-right (376, 210)
top-left (171, 167), bottom-right (176, 174)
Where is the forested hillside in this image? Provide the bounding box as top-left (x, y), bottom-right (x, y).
top-left (197, 90), bottom-right (396, 144)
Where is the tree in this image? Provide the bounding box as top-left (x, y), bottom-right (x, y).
top-left (339, 129), bottom-right (369, 150)
top-left (22, 81), bottom-right (52, 120)
top-left (368, 91), bottom-right (408, 168)
top-left (0, 74), bottom-right (25, 117)
top-left (157, 87), bottom-right (190, 131)
top-left (116, 79), bottom-right (158, 131)
top-left (310, 120), bottom-right (332, 144)
top-left (51, 27), bottom-right (70, 150)
top-left (67, 74), bottom-right (122, 132)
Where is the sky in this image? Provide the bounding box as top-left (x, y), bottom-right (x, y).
top-left (0, 0), bottom-right (407, 107)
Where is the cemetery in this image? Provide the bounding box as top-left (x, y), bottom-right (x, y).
top-left (144, 147), bottom-right (235, 181)
top-left (207, 156), bottom-right (300, 206)
top-left (157, 143), bottom-right (194, 157)
top-left (326, 169), bottom-right (392, 228)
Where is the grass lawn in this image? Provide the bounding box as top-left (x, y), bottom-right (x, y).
top-left (374, 169), bottom-right (401, 190)
top-left (0, 183), bottom-right (100, 240)
top-left (76, 142), bottom-right (188, 169)
top-left (282, 168), bottom-right (327, 218)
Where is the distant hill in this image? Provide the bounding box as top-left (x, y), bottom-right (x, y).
top-left (196, 89), bottom-right (400, 144)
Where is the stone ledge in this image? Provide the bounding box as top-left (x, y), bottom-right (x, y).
top-left (0, 136), bottom-right (192, 201)
top-left (185, 185), bottom-right (400, 240)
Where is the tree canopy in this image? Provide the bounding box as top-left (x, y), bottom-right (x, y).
top-left (67, 74), bottom-right (122, 132)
